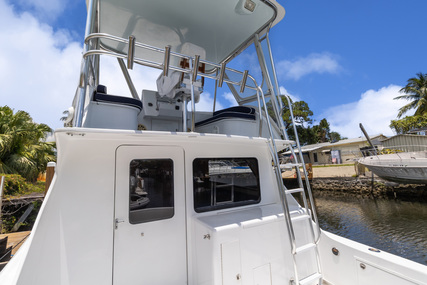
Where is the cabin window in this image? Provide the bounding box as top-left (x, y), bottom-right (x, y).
top-left (193, 158), bottom-right (260, 212)
top-left (129, 159), bottom-right (174, 224)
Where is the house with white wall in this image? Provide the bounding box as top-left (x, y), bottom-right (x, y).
top-left (284, 134), bottom-right (387, 165)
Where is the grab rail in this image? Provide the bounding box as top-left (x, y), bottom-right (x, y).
top-left (83, 33), bottom-right (259, 92)
top-left (76, 32), bottom-right (264, 133)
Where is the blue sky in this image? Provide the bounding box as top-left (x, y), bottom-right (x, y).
top-left (1, 0), bottom-right (426, 138)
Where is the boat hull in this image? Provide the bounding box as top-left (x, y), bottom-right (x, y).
top-left (359, 152), bottom-right (427, 184)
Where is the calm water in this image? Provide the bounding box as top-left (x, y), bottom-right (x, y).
top-left (314, 195), bottom-right (427, 265)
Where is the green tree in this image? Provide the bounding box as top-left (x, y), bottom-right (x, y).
top-left (390, 114), bottom-right (427, 134)
top-left (309, 119), bottom-right (346, 143)
top-left (317, 118), bottom-right (331, 142)
top-left (394, 72), bottom-right (427, 118)
top-left (280, 98), bottom-right (313, 129)
top-left (0, 106), bottom-right (56, 181)
top-left (275, 98), bottom-right (313, 142)
top-left (329, 131), bottom-right (346, 142)
top-left (296, 125), bottom-right (320, 144)
top-left (267, 99), bottom-right (345, 144)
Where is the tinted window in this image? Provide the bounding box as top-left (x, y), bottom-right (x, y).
top-left (193, 158), bottom-right (260, 212)
top-left (129, 159), bottom-right (174, 223)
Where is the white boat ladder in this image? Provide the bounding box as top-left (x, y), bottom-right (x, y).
top-left (261, 94), bottom-right (323, 285)
top-left (251, 34), bottom-right (323, 285)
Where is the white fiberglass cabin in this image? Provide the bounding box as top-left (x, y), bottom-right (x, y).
top-left (1, 0), bottom-right (427, 284)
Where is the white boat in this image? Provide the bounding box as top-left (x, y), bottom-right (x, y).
top-left (1, 0), bottom-right (427, 284)
top-left (359, 151), bottom-right (427, 184)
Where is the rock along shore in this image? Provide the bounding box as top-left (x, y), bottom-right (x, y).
top-left (310, 177), bottom-right (427, 201)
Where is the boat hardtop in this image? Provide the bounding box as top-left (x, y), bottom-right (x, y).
top-left (1, 0), bottom-right (427, 284)
top-left (93, 0), bottom-right (284, 65)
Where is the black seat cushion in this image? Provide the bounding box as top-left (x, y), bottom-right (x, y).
top-left (93, 85), bottom-right (142, 110)
top-left (96, 84), bottom-right (107, 94)
top-left (195, 106), bottom-right (256, 127)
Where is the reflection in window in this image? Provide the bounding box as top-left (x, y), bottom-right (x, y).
top-left (193, 158), bottom-right (260, 212)
top-left (129, 159), bottom-right (174, 224)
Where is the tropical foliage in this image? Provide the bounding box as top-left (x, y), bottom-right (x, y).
top-left (271, 98), bottom-right (345, 144)
top-left (390, 114), bottom-right (427, 134)
top-left (279, 98), bottom-right (313, 129)
top-left (394, 72), bottom-right (427, 118)
top-left (0, 106), bottom-right (56, 181)
top-left (1, 174), bottom-right (45, 197)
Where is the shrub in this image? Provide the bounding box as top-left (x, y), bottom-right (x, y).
top-left (1, 174), bottom-right (45, 197)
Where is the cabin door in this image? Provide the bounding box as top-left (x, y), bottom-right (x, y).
top-left (113, 146), bottom-right (187, 284)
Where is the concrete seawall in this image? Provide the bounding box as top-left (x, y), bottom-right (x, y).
top-left (311, 177), bottom-right (427, 201)
top-left (285, 165), bottom-right (427, 201)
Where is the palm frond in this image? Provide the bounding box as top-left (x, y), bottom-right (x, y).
top-left (395, 73), bottom-right (427, 117)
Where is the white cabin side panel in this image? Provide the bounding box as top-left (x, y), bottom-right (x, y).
top-left (319, 231), bottom-right (427, 285)
top-left (183, 139), bottom-right (295, 285)
top-left (3, 132), bottom-right (118, 285)
top-left (0, 129), bottom-right (302, 285)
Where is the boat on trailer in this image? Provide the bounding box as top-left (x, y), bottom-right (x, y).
top-left (359, 151), bottom-right (427, 184)
top-left (1, 0), bottom-right (426, 284)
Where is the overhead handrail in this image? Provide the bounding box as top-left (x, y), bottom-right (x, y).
top-left (83, 33), bottom-right (260, 92)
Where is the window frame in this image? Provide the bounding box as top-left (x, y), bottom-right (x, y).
top-left (193, 157), bottom-right (261, 213)
top-left (128, 158), bottom-right (175, 224)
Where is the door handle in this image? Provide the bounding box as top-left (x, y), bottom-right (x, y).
top-left (115, 218), bottom-right (125, 229)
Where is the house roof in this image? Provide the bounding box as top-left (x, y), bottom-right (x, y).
top-left (286, 134), bottom-right (386, 154)
top-left (380, 134), bottom-right (427, 142)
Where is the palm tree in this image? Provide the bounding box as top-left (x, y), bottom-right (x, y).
top-left (394, 72), bottom-right (427, 118)
top-left (0, 106), bottom-right (56, 181)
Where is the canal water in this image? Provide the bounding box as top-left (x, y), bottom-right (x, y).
top-left (314, 195), bottom-right (427, 265)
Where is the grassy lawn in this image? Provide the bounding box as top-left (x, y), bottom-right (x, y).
top-left (312, 164), bottom-right (354, 168)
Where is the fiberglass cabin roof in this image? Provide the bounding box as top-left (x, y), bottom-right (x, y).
top-left (88, 0), bottom-right (285, 65)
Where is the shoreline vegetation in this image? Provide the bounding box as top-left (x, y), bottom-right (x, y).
top-left (0, 175), bottom-right (45, 234)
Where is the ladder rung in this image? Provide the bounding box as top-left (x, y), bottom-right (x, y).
top-left (295, 243), bottom-right (316, 254)
top-left (291, 214), bottom-right (311, 222)
top-left (285, 188), bottom-right (304, 194)
top-left (299, 272), bottom-right (322, 285)
top-left (278, 139), bottom-right (295, 145)
top-left (280, 163), bottom-right (302, 169)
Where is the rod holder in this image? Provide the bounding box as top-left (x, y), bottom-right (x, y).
top-left (192, 55), bottom-right (200, 82)
top-left (218, 62), bottom-right (226, 87)
top-left (240, 70), bottom-right (249, 93)
top-left (127, 35), bottom-right (136, 70)
top-left (163, 45), bottom-right (171, 76)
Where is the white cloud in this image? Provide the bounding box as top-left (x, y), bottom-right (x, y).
top-left (100, 56), bottom-right (160, 96)
top-left (277, 52), bottom-right (341, 80)
top-left (0, 0), bottom-right (82, 130)
top-left (222, 92), bottom-right (237, 107)
top-left (321, 85), bottom-right (411, 138)
top-left (0, 0), bottom-right (163, 130)
top-left (197, 92), bottom-right (224, 112)
top-left (14, 0), bottom-right (66, 21)
top-left (279, 86), bottom-right (300, 102)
